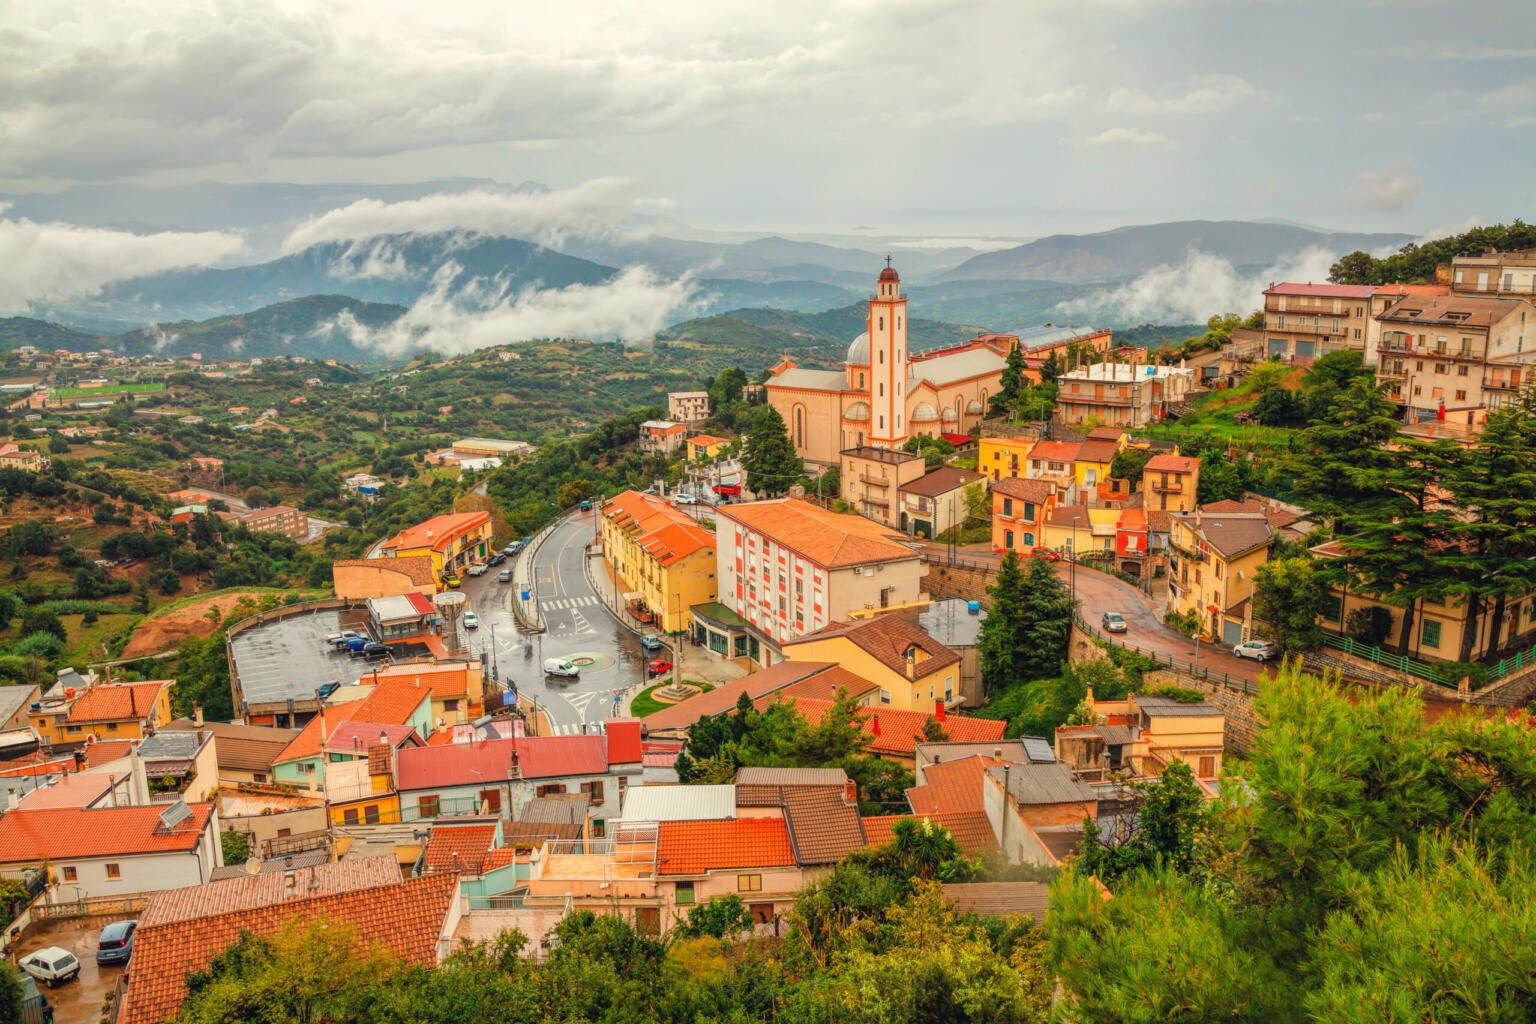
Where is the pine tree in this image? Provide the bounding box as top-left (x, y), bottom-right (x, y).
top-left (1018, 555), bottom-right (1074, 678)
top-left (741, 405), bottom-right (803, 496)
top-left (979, 551), bottom-right (1029, 693)
top-left (992, 344), bottom-right (1026, 415)
top-left (978, 551), bottom-right (1074, 692)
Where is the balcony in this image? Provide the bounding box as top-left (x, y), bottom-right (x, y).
top-left (1168, 540), bottom-right (1206, 563)
top-left (1487, 372), bottom-right (1524, 391)
top-left (858, 473), bottom-right (891, 488)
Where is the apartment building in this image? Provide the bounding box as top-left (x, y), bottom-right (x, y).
top-left (1450, 251), bottom-right (1536, 299)
top-left (897, 466), bottom-right (983, 539)
top-left (238, 505), bottom-right (309, 539)
top-left (1167, 507), bottom-right (1272, 645)
top-left (1141, 453), bottom-right (1200, 513)
top-left (840, 445), bottom-right (926, 528)
top-left (1374, 294), bottom-right (1531, 422)
top-left (379, 511), bottom-right (493, 577)
top-left (1260, 283), bottom-right (1378, 364)
top-left (710, 499), bottom-right (925, 660)
top-left (600, 490), bottom-right (718, 633)
top-left (638, 420), bottom-right (689, 455)
top-left (1054, 363), bottom-right (1195, 429)
top-left (668, 390), bottom-right (712, 422)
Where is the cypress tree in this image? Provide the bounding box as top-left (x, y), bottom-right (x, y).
top-left (741, 405), bottom-right (803, 496)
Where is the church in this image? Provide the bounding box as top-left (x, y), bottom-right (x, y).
top-left (764, 262), bottom-right (1009, 464)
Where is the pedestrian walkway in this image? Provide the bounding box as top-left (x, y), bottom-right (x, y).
top-left (541, 595), bottom-right (601, 611)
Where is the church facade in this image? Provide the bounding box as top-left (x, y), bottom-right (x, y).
top-left (764, 263), bottom-right (1008, 465)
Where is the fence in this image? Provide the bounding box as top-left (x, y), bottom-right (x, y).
top-left (1074, 614), bottom-right (1261, 695)
top-left (1320, 634), bottom-right (1457, 689)
top-left (31, 894), bottom-right (148, 922)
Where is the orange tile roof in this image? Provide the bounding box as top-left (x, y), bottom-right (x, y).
top-left (370, 662), bottom-right (473, 699)
top-left (120, 873), bottom-right (458, 1024)
top-left (905, 755), bottom-right (1001, 815)
top-left (83, 739), bottom-right (135, 766)
top-left (775, 666), bottom-right (879, 704)
top-left (656, 818), bottom-right (796, 875)
top-left (274, 679), bottom-right (429, 765)
top-left (1144, 453), bottom-right (1198, 474)
top-left (0, 803), bottom-right (214, 862)
top-left (784, 615), bottom-right (960, 677)
top-left (862, 811), bottom-right (998, 857)
top-left (1028, 441), bottom-right (1080, 464)
top-left (423, 824), bottom-right (497, 874)
top-left (992, 476), bottom-right (1056, 503)
top-left (604, 490), bottom-right (717, 566)
top-left (1076, 439), bottom-right (1119, 465)
top-left (67, 681), bottom-right (168, 724)
top-left (139, 857), bottom-right (403, 927)
top-left (383, 511), bottom-right (490, 554)
top-left (719, 498), bottom-right (917, 568)
top-left (332, 556), bottom-right (438, 588)
top-left (756, 696), bottom-right (1004, 759)
top-left (687, 434), bottom-right (729, 446)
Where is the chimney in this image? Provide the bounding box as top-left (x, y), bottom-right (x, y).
top-left (842, 778), bottom-right (857, 806)
top-left (935, 699), bottom-right (946, 722)
top-left (192, 703), bottom-right (203, 727)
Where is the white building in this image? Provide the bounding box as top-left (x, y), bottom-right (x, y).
top-left (668, 391), bottom-right (711, 423)
top-left (0, 801), bottom-right (221, 898)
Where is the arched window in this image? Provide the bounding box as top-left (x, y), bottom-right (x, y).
top-left (793, 405), bottom-right (805, 447)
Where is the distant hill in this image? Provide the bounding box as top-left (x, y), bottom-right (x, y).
top-left (110, 296), bottom-right (407, 361)
top-left (945, 220), bottom-right (1414, 283)
top-left (0, 317), bottom-right (102, 353)
top-left (660, 303), bottom-right (980, 368)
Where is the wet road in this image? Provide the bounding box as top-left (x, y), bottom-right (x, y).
top-left (460, 511), bottom-right (653, 735)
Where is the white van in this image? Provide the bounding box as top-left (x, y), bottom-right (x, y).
top-left (543, 658), bottom-right (579, 678)
top-left (20, 946), bottom-right (79, 986)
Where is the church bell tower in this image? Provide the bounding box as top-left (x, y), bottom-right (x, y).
top-left (868, 257), bottom-right (908, 448)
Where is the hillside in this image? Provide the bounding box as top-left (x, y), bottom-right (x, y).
top-left (0, 317), bottom-right (102, 353)
top-left (660, 304), bottom-right (981, 366)
top-left (945, 220), bottom-right (1413, 283)
top-left (110, 295), bottom-right (408, 361)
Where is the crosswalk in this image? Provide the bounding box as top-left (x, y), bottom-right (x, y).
top-left (541, 595), bottom-right (601, 611)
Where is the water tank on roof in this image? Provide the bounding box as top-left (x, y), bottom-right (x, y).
top-left (967, 600), bottom-right (981, 616)
top-left (1145, 366), bottom-right (1155, 376)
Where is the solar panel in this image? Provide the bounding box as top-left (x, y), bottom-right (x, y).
top-left (157, 800), bottom-right (192, 830)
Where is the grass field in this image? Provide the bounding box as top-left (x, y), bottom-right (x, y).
top-left (53, 382), bottom-right (167, 399)
top-left (630, 680), bottom-right (713, 718)
top-left (59, 612), bottom-right (143, 665)
top-left (1142, 373), bottom-right (1301, 446)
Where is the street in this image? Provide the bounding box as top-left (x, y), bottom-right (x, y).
top-left (459, 511), bottom-right (656, 735)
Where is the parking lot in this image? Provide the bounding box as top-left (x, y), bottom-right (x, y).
top-left (12, 916), bottom-right (130, 1024)
top-left (229, 606), bottom-right (376, 709)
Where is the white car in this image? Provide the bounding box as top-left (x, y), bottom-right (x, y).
top-left (1233, 639), bottom-right (1279, 661)
top-left (463, 611), bottom-right (479, 630)
top-left (465, 563), bottom-right (489, 577)
top-left (20, 946), bottom-right (79, 986)
top-left (672, 492), bottom-right (699, 505)
top-left (543, 658), bottom-right (579, 678)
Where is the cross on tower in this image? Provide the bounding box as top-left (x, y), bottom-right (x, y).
top-left (884, 254), bottom-right (893, 268)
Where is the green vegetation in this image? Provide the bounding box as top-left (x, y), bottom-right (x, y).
top-left (1251, 556), bottom-right (1327, 654)
top-left (220, 830), bottom-right (252, 866)
top-left (978, 551), bottom-right (1073, 694)
top-left (1329, 219), bottom-right (1536, 285)
top-left (52, 381), bottom-right (166, 398)
top-left (628, 683), bottom-right (672, 718)
top-left (739, 405), bottom-right (802, 497)
top-left (1148, 311), bottom-right (1262, 364)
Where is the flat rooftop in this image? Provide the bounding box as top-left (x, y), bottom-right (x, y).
top-left (841, 445), bottom-right (922, 465)
top-left (229, 607), bottom-right (373, 708)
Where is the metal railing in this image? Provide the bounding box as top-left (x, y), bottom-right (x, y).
top-left (1319, 634), bottom-right (1456, 688)
top-left (1074, 614), bottom-right (1261, 695)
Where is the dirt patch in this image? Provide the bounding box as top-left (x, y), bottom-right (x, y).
top-left (119, 592), bottom-right (265, 659)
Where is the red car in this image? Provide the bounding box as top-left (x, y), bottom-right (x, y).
top-left (1031, 547), bottom-right (1062, 562)
top-left (646, 659), bottom-right (673, 676)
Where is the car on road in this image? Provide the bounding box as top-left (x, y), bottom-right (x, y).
top-left (466, 563), bottom-right (489, 577)
top-left (441, 573), bottom-right (461, 589)
top-left (1233, 639), bottom-right (1279, 661)
top-left (578, 500), bottom-right (592, 511)
top-left (544, 658), bottom-right (579, 678)
top-left (1030, 547), bottom-right (1062, 562)
top-left (463, 611), bottom-right (479, 630)
top-left (95, 920), bottom-right (137, 966)
top-left (1101, 612), bottom-right (1128, 633)
top-left (498, 568), bottom-right (513, 583)
top-left (504, 540), bottom-right (526, 555)
top-left (671, 492), bottom-right (698, 505)
top-left (646, 658), bottom-right (673, 676)
top-left (488, 552), bottom-right (507, 567)
top-left (20, 947), bottom-right (79, 987)
top-left (316, 681), bottom-right (341, 700)
top-left (639, 634), bottom-right (664, 652)
top-left (325, 630), bottom-right (364, 649)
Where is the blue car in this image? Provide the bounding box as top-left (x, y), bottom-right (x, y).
top-left (95, 920), bottom-right (136, 966)
top-left (639, 634), bottom-right (664, 653)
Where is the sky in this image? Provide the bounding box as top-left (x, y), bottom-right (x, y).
top-left (2, 0), bottom-right (1532, 240)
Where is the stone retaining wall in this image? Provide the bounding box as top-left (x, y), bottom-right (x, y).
top-left (923, 561), bottom-right (995, 604)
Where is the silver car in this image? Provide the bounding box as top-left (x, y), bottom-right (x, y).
top-left (1233, 639), bottom-right (1279, 661)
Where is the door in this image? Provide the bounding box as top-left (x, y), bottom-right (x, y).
top-left (634, 906), bottom-right (660, 936)
top-left (1222, 620), bottom-right (1243, 645)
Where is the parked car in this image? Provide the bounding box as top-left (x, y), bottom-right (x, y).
top-left (1233, 639), bottom-right (1279, 661)
top-left (1030, 547), bottom-right (1061, 562)
top-left (95, 920), bottom-right (137, 966)
top-left (544, 658), bottom-right (579, 678)
top-left (1101, 612), bottom-right (1128, 634)
top-left (442, 573), bottom-right (461, 589)
top-left (498, 568), bottom-right (513, 583)
top-left (463, 611), bottom-right (479, 630)
top-left (639, 634), bottom-right (664, 652)
top-left (316, 681), bottom-right (341, 700)
top-left (671, 492), bottom-right (698, 505)
top-left (354, 641), bottom-right (391, 661)
top-left (20, 947), bottom-right (79, 987)
top-left (466, 563), bottom-right (489, 577)
top-left (488, 552), bottom-right (507, 567)
top-left (325, 630), bottom-right (364, 649)
top-left (646, 658), bottom-right (673, 676)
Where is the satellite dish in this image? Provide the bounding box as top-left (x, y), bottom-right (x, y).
top-left (243, 856), bottom-right (262, 875)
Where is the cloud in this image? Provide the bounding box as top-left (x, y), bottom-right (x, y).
top-left (0, 207), bottom-right (244, 313)
top-left (1084, 128), bottom-right (1173, 148)
top-left (324, 238), bottom-right (416, 282)
top-left (1344, 160), bottom-right (1422, 212)
top-left (1106, 74), bottom-right (1256, 115)
top-left (1054, 245), bottom-right (1338, 324)
top-left (282, 179), bottom-right (646, 253)
top-left (329, 263), bottom-right (698, 357)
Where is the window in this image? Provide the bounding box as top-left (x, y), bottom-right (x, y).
top-left (105, 862), bottom-right (121, 880)
top-left (1421, 619), bottom-right (1443, 649)
top-left (738, 873), bottom-right (763, 892)
top-left (537, 783), bottom-right (567, 797)
top-left (253, 772), bottom-right (267, 783)
top-left (1023, 501), bottom-right (1035, 521)
top-left (63, 866), bottom-right (77, 882)
top-left (593, 819), bottom-right (607, 839)
top-left (480, 787), bottom-right (503, 813)
top-left (1458, 365), bottom-right (1469, 376)
top-left (580, 780), bottom-right (605, 803)
top-left (277, 828), bottom-right (292, 839)
top-left (1002, 497), bottom-right (1013, 516)
top-left (1455, 390), bottom-right (1467, 402)
top-left (879, 689), bottom-right (891, 704)
top-left (444, 699), bottom-right (460, 712)
top-left (1198, 756), bottom-right (1216, 778)
top-left (675, 881), bottom-right (695, 905)
top-left (418, 795), bottom-right (440, 818)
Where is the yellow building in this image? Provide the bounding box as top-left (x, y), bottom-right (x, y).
top-left (780, 615), bottom-right (961, 712)
top-left (1056, 688), bottom-right (1225, 782)
top-left (1168, 507), bottom-right (1272, 645)
top-left (686, 434), bottom-right (729, 461)
top-left (978, 436), bottom-right (1036, 483)
top-left (1042, 504), bottom-right (1120, 556)
top-left (1072, 431), bottom-right (1127, 493)
top-left (322, 723), bottom-right (418, 827)
top-left (379, 511), bottom-right (493, 578)
top-left (1141, 453), bottom-right (1200, 514)
top-left (600, 490), bottom-right (718, 634)
top-left (29, 680), bottom-right (173, 747)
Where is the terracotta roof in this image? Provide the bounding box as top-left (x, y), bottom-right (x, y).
top-left (605, 719), bottom-right (643, 765)
top-left (755, 695), bottom-right (1004, 759)
top-left (862, 811), bottom-right (998, 857)
top-left (784, 615), bottom-right (960, 678)
top-left (905, 755), bottom-right (999, 815)
top-left (735, 766), bottom-right (850, 807)
top-left (423, 824), bottom-right (498, 874)
top-left (1076, 439), bottom-right (1119, 465)
top-left (656, 818), bottom-right (796, 875)
top-left (239, 505), bottom-right (300, 522)
top-left (16, 771), bottom-right (121, 809)
top-left (332, 556), bottom-right (438, 588)
top-left (164, 720), bottom-right (297, 773)
top-left (942, 880), bottom-right (1050, 921)
top-left (992, 476), bottom-right (1056, 503)
top-left (82, 739), bottom-right (134, 767)
top-left (602, 490), bottom-right (716, 567)
top-left (120, 873), bottom-right (458, 1024)
top-left (719, 498), bottom-right (918, 568)
top-left (369, 662), bottom-right (473, 699)
top-left (323, 722), bottom-right (418, 756)
top-left (1047, 503), bottom-right (1094, 529)
top-left (482, 847), bottom-right (520, 870)
top-left (1264, 282), bottom-right (1377, 298)
top-left (774, 667), bottom-right (879, 704)
top-left (1085, 427), bottom-right (1125, 441)
top-left (67, 681), bottom-right (168, 724)
top-left (396, 738), bottom-right (517, 791)
top-left (1146, 510), bottom-right (1172, 533)
top-left (1028, 441), bottom-right (1079, 464)
top-left (899, 466), bottom-right (983, 498)
top-left (0, 754), bottom-right (73, 778)
top-left (1371, 283), bottom-right (1449, 297)
top-left (781, 787), bottom-right (866, 864)
top-left (1378, 293), bottom-right (1524, 327)
top-left (274, 680), bottom-right (429, 766)
top-left (500, 820), bottom-right (583, 846)
top-left (687, 434), bottom-right (729, 446)
top-left (0, 803), bottom-right (214, 862)
top-left (382, 511), bottom-right (490, 554)
top-left (640, 661), bottom-right (832, 733)
top-left (1144, 453), bottom-right (1198, 474)
top-left (138, 856), bottom-right (402, 927)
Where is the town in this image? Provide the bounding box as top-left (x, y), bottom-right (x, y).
top-left (0, 235), bottom-right (1530, 1022)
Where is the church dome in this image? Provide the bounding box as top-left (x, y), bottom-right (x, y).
top-left (846, 331), bottom-right (870, 365)
top-left (912, 402), bottom-right (939, 422)
top-left (878, 266), bottom-right (900, 283)
top-left (941, 408), bottom-right (959, 423)
top-left (966, 399), bottom-right (984, 414)
top-left (843, 402), bottom-right (871, 422)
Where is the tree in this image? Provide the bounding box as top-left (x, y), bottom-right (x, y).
top-left (978, 552), bottom-right (1074, 693)
top-left (19, 608), bottom-right (65, 642)
top-left (674, 895), bottom-right (754, 939)
top-left (1345, 604), bottom-right (1393, 647)
top-left (221, 830), bottom-right (252, 866)
top-left (1328, 249), bottom-right (1380, 285)
top-left (740, 405), bottom-right (802, 496)
top-left (1251, 556), bottom-right (1326, 652)
top-left (0, 961), bottom-right (22, 1024)
top-left (992, 343), bottom-right (1026, 415)
top-left (1110, 446), bottom-right (1153, 487)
